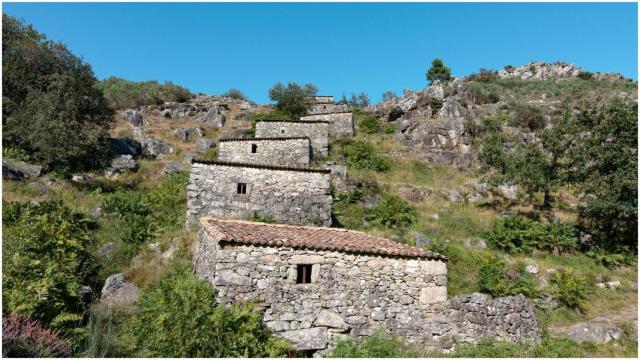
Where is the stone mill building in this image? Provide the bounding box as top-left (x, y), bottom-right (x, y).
top-left (194, 217), bottom-right (540, 355)
top-left (217, 137), bottom-right (311, 167)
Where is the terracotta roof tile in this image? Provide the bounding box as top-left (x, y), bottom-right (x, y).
top-left (200, 217), bottom-right (447, 261)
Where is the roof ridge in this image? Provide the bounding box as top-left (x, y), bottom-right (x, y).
top-left (191, 159), bottom-right (331, 174)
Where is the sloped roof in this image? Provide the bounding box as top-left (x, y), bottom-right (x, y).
top-left (200, 217), bottom-right (447, 261)
top-left (191, 159), bottom-right (331, 174)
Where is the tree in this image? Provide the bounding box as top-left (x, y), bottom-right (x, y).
top-left (2, 15), bottom-right (114, 173)
top-left (268, 82), bottom-right (317, 119)
top-left (479, 115), bottom-right (563, 209)
top-left (426, 58), bottom-right (452, 83)
top-left (223, 88), bottom-right (248, 101)
top-left (381, 91), bottom-right (398, 102)
top-left (556, 98), bottom-right (637, 249)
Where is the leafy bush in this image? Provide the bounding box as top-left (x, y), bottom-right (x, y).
top-left (478, 258), bottom-right (539, 297)
top-left (487, 215), bottom-right (578, 255)
top-left (577, 71), bottom-right (593, 80)
top-left (549, 270), bottom-right (592, 312)
top-left (467, 68), bottom-right (498, 82)
top-left (2, 200), bottom-right (98, 329)
top-left (365, 194), bottom-right (416, 229)
top-left (121, 265), bottom-right (291, 357)
top-left (357, 112), bottom-right (381, 134)
top-left (383, 124), bottom-right (396, 134)
top-left (2, 313), bottom-right (71, 357)
top-left (3, 15), bottom-right (113, 173)
top-left (340, 140), bottom-right (390, 172)
top-left (467, 81), bottom-right (501, 104)
top-left (96, 77), bottom-right (192, 109)
top-left (223, 88), bottom-right (249, 101)
top-left (587, 248), bottom-right (636, 268)
top-left (509, 101), bottom-right (546, 130)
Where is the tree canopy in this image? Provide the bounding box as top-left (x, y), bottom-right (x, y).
top-left (268, 82), bottom-right (317, 119)
top-left (426, 58), bottom-right (452, 83)
top-left (2, 14), bottom-right (113, 173)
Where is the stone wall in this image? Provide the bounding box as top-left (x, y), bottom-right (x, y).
top-left (193, 235), bottom-right (540, 355)
top-left (255, 121), bottom-right (329, 158)
top-left (300, 112), bottom-right (354, 137)
top-left (186, 162), bottom-right (332, 227)
top-left (218, 138), bottom-right (311, 167)
top-left (309, 103), bottom-right (350, 115)
top-left (312, 96), bottom-right (334, 104)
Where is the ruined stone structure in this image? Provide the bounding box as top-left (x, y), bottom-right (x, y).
top-left (194, 218), bottom-right (540, 355)
top-left (255, 120), bottom-right (329, 158)
top-left (309, 96), bottom-right (349, 115)
top-left (186, 160), bottom-right (332, 228)
top-left (299, 112), bottom-right (354, 138)
top-left (218, 137), bottom-right (311, 167)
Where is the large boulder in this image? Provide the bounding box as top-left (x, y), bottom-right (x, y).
top-left (125, 109), bottom-right (144, 127)
top-left (109, 137), bottom-right (142, 156)
top-left (163, 161), bottom-right (183, 174)
top-left (399, 117), bottom-right (471, 167)
top-left (195, 138), bottom-right (215, 150)
top-left (566, 322), bottom-right (623, 344)
top-left (278, 327), bottom-right (328, 350)
top-left (141, 137), bottom-right (175, 157)
top-left (101, 273), bottom-right (140, 307)
top-left (110, 155), bottom-right (138, 173)
top-left (2, 160), bottom-right (43, 180)
top-left (174, 127), bottom-right (204, 142)
top-left (199, 105), bottom-right (226, 128)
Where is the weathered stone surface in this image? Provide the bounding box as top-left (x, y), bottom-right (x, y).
top-left (2, 160), bottom-right (42, 180)
top-left (101, 273), bottom-right (139, 307)
top-left (125, 109), bottom-right (144, 127)
top-left (71, 173), bottom-right (91, 183)
top-left (498, 184), bottom-right (518, 200)
top-left (186, 162), bottom-right (332, 227)
top-left (315, 310), bottom-right (346, 329)
top-left (200, 105), bottom-right (226, 128)
top-left (110, 155), bottom-right (138, 173)
top-left (525, 264), bottom-right (539, 274)
top-left (300, 112), bottom-right (354, 137)
top-left (255, 121), bottom-right (329, 158)
top-left (566, 322), bottom-right (624, 344)
top-left (278, 327), bottom-right (328, 350)
top-left (195, 138), bottom-right (215, 150)
top-left (141, 137), bottom-right (175, 157)
top-left (218, 138), bottom-right (310, 167)
top-left (175, 127), bottom-right (204, 142)
top-left (109, 137), bottom-right (142, 156)
top-left (163, 161), bottom-right (183, 174)
top-left (412, 231), bottom-right (432, 248)
top-left (462, 238), bottom-right (487, 250)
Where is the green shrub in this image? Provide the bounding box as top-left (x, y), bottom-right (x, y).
top-left (487, 215), bottom-right (579, 255)
top-left (268, 82), bottom-right (317, 119)
top-left (96, 77), bottom-right (192, 109)
top-left (146, 171), bottom-right (189, 230)
top-left (587, 248), bottom-right (636, 268)
top-left (223, 88), bottom-right (249, 101)
top-left (2, 200), bottom-right (98, 329)
top-left (509, 101), bottom-right (546, 130)
top-left (478, 258), bottom-right (539, 297)
top-left (577, 71), bottom-right (593, 80)
top-left (357, 112), bottom-right (381, 134)
top-left (340, 140), bottom-right (390, 172)
top-left (331, 328), bottom-right (421, 357)
top-left (76, 305), bottom-right (129, 357)
top-left (121, 265), bottom-right (291, 357)
top-left (383, 124), bottom-right (396, 134)
top-left (365, 194), bottom-right (416, 229)
top-left (549, 270), bottom-right (592, 312)
top-left (468, 81), bottom-right (501, 104)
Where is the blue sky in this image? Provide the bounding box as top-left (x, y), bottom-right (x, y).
top-left (3, 2), bottom-right (637, 103)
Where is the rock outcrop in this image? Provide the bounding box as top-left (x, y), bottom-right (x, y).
top-left (101, 273), bottom-right (140, 307)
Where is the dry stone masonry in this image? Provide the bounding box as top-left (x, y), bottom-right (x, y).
top-left (194, 218), bottom-right (540, 355)
top-left (309, 95), bottom-right (349, 115)
top-left (255, 120), bottom-right (329, 158)
top-left (299, 112), bottom-right (354, 137)
top-left (218, 137), bottom-right (311, 167)
top-left (186, 161), bottom-right (332, 227)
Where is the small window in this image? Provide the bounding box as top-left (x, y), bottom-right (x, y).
top-left (251, 143), bottom-right (257, 153)
top-left (280, 128), bottom-right (286, 134)
top-left (237, 183), bottom-right (247, 194)
top-left (296, 264), bottom-right (312, 284)
top-left (323, 105), bottom-right (327, 109)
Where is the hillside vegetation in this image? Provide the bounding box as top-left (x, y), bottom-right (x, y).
top-left (2, 15), bottom-right (637, 358)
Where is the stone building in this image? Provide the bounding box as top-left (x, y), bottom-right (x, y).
top-left (299, 112), bottom-right (354, 137)
top-left (309, 96), bottom-right (349, 115)
top-left (255, 120), bottom-right (329, 158)
top-left (218, 137), bottom-right (311, 167)
top-left (186, 160), bottom-right (332, 227)
top-left (194, 217), bottom-right (540, 355)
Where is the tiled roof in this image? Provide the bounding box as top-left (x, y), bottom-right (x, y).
top-left (256, 119), bottom-right (330, 124)
top-left (200, 217), bottom-right (447, 261)
top-left (191, 159), bottom-right (331, 174)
